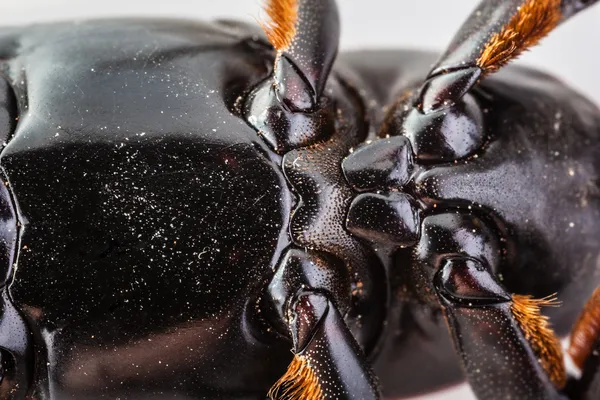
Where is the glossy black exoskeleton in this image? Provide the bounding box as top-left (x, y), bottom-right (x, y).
top-left (0, 0), bottom-right (599, 399)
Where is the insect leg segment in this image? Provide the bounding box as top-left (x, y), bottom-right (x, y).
top-left (565, 286), bottom-right (600, 399)
top-left (416, 0), bottom-right (598, 113)
top-left (435, 259), bottom-right (564, 399)
top-left (264, 248), bottom-right (381, 399)
top-left (269, 293), bottom-right (380, 400)
top-left (381, 89), bottom-right (485, 163)
top-left (261, 0), bottom-right (339, 110)
top-left (409, 213), bottom-right (504, 306)
top-left (569, 339), bottom-right (600, 400)
top-left (414, 214), bottom-right (567, 399)
top-left (245, 0), bottom-right (340, 154)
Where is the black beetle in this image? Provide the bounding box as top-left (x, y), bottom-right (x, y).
top-left (0, 0), bottom-right (599, 399)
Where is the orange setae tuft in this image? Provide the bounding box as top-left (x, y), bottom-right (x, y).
top-left (511, 294), bottom-right (566, 388)
top-left (568, 286), bottom-right (600, 370)
top-left (477, 0), bottom-right (562, 73)
top-left (268, 354), bottom-right (324, 400)
top-left (260, 0), bottom-right (298, 52)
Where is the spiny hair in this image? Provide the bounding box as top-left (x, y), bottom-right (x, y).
top-left (568, 286), bottom-right (600, 370)
top-left (477, 0), bottom-right (562, 73)
top-left (511, 294), bottom-right (566, 388)
top-left (268, 354), bottom-right (324, 400)
top-left (260, 0), bottom-right (298, 52)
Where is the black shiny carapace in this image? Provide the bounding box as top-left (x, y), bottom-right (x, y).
top-left (0, 0), bottom-right (598, 399)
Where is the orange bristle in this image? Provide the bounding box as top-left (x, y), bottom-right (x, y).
top-left (477, 0), bottom-right (562, 73)
top-left (268, 354), bottom-right (324, 400)
top-left (260, 0), bottom-right (298, 52)
top-left (511, 294), bottom-right (566, 388)
top-left (568, 286), bottom-right (600, 370)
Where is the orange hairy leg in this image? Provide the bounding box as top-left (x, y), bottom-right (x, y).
top-left (569, 286), bottom-right (600, 370)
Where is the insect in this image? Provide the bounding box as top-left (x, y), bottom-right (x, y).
top-left (0, 0), bottom-right (599, 398)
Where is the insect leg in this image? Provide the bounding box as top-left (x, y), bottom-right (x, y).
top-left (565, 286), bottom-right (600, 399)
top-left (434, 257), bottom-right (565, 399)
top-left (267, 291), bottom-right (380, 400)
top-left (260, 0), bottom-right (340, 111)
top-left (245, 0), bottom-right (340, 154)
top-left (263, 248), bottom-right (381, 400)
top-left (412, 214), bottom-right (567, 399)
top-left (416, 0), bottom-right (599, 113)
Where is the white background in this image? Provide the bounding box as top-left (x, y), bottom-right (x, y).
top-left (2, 1), bottom-right (598, 399)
